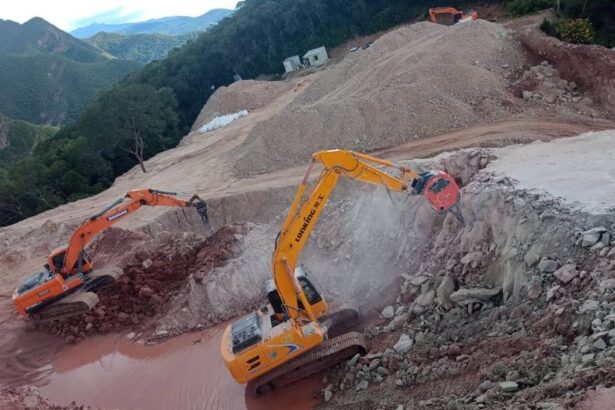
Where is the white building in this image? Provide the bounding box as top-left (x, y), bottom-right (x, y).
top-left (303, 46), bottom-right (328, 67)
top-left (283, 55), bottom-right (302, 73)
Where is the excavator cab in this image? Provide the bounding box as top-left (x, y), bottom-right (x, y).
top-left (265, 265), bottom-right (326, 325)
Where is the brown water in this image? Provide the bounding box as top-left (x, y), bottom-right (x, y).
top-left (39, 325), bottom-right (320, 410)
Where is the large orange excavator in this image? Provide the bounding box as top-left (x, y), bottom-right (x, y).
top-left (220, 150), bottom-right (462, 393)
top-left (13, 189), bottom-right (208, 322)
top-left (429, 7), bottom-right (478, 26)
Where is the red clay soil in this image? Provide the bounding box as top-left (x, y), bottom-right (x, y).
top-left (520, 27), bottom-right (615, 117)
top-left (38, 223), bottom-right (252, 343)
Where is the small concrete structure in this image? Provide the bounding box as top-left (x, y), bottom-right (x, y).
top-left (283, 55), bottom-right (302, 73)
top-left (303, 46), bottom-right (328, 67)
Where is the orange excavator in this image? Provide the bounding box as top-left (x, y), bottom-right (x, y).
top-left (429, 7), bottom-right (478, 26)
top-left (13, 189), bottom-right (208, 322)
top-left (220, 150), bottom-right (462, 393)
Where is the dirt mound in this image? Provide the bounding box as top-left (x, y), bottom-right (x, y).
top-left (520, 26), bottom-right (615, 118)
top-left (190, 80), bottom-right (294, 131)
top-left (38, 223), bottom-right (252, 343)
top-left (233, 20), bottom-right (527, 176)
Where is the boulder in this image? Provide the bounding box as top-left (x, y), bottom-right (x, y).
top-left (499, 381), bottom-right (519, 392)
top-left (552, 264), bottom-right (578, 284)
top-left (579, 300), bottom-right (599, 313)
top-left (538, 259), bottom-right (558, 273)
top-left (524, 252), bottom-right (540, 267)
top-left (436, 274), bottom-right (458, 311)
top-left (599, 279), bottom-right (615, 293)
top-left (546, 285), bottom-right (561, 301)
top-left (450, 288), bottom-right (502, 305)
top-left (393, 334), bottom-right (413, 354)
top-left (527, 280), bottom-right (542, 300)
top-left (581, 227), bottom-right (607, 247)
top-left (381, 306), bottom-right (395, 319)
top-left (416, 289), bottom-right (435, 307)
top-left (355, 380), bottom-right (369, 391)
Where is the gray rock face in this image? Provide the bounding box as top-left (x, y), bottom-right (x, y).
top-left (538, 259), bottom-right (559, 273)
top-left (381, 305), bottom-right (395, 319)
top-left (499, 381), bottom-right (519, 392)
top-left (324, 388), bottom-right (333, 402)
top-left (394, 333), bottom-right (413, 354)
top-left (552, 264), bottom-right (578, 284)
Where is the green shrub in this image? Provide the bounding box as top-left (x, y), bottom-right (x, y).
top-left (560, 18), bottom-right (595, 44)
top-left (507, 0), bottom-right (554, 16)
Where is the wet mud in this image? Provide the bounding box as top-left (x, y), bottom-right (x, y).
top-left (39, 324), bottom-right (319, 410)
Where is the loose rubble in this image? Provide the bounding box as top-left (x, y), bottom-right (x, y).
top-left (318, 156), bottom-right (615, 409)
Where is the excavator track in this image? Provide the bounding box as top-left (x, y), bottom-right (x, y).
top-left (249, 331), bottom-right (367, 395)
top-left (29, 266), bottom-right (123, 323)
top-left (320, 300), bottom-right (361, 337)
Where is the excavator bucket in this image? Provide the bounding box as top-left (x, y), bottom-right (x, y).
top-left (191, 196), bottom-right (209, 225)
top-left (414, 171), bottom-right (464, 224)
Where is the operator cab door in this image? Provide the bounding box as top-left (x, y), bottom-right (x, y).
top-left (265, 265), bottom-right (326, 325)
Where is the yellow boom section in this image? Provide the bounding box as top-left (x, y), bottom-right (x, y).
top-left (272, 149), bottom-right (420, 322)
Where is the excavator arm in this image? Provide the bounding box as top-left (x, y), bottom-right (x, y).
top-left (57, 189), bottom-right (209, 277)
top-left (272, 149), bottom-right (461, 323)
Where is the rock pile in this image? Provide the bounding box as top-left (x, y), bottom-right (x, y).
top-left (319, 168), bottom-right (615, 408)
top-left (514, 61), bottom-right (587, 105)
top-left (38, 223), bottom-right (252, 343)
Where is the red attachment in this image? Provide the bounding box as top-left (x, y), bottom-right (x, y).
top-left (422, 172), bottom-right (461, 213)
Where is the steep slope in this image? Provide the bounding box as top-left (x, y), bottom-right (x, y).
top-left (71, 9), bottom-right (232, 38)
top-left (85, 32), bottom-right (199, 64)
top-left (0, 114), bottom-right (57, 172)
top-left (0, 17), bottom-right (109, 63)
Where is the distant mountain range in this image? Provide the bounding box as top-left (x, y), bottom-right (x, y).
top-left (71, 9), bottom-right (233, 38)
top-left (0, 17), bottom-right (141, 125)
top-left (85, 31), bottom-right (199, 64)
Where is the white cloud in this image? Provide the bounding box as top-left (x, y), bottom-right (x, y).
top-left (1, 0), bottom-right (238, 31)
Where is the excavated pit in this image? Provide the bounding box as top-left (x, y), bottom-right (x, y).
top-left (13, 133), bottom-right (615, 410)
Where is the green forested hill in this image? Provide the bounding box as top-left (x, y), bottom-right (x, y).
top-left (71, 9), bottom-right (232, 38)
top-left (85, 32), bottom-right (199, 64)
top-left (0, 17), bottom-right (141, 125)
top-left (1, 0), bottom-right (613, 227)
top-left (0, 114), bottom-right (57, 173)
top-left (0, 17), bottom-right (110, 63)
top-left (0, 54), bottom-right (141, 125)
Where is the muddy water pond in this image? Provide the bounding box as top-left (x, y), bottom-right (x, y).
top-left (39, 325), bottom-right (319, 410)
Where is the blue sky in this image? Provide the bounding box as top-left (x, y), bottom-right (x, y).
top-left (2, 1), bottom-right (238, 31)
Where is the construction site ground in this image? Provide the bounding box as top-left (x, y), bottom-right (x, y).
top-left (1, 12), bottom-right (615, 410)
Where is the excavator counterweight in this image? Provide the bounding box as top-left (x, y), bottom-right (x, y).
top-left (13, 189), bottom-right (209, 322)
top-left (220, 150), bottom-right (462, 393)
